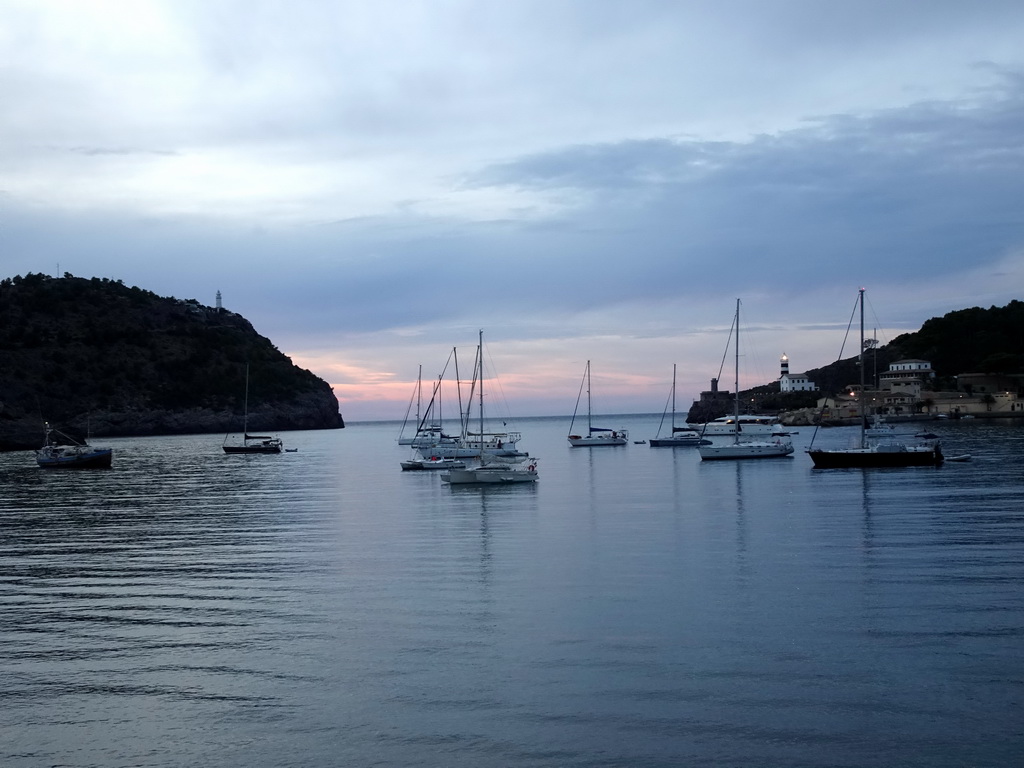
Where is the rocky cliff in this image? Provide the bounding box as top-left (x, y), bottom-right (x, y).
top-left (0, 273), bottom-right (344, 450)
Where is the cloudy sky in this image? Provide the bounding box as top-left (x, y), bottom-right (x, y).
top-left (3, 1), bottom-right (1023, 421)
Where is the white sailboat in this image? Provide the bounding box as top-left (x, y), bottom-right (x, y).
top-left (398, 353), bottom-right (464, 450)
top-left (397, 365), bottom-right (426, 445)
top-left (698, 300), bottom-right (794, 461)
top-left (412, 347), bottom-right (525, 459)
top-left (400, 368), bottom-right (467, 470)
top-left (649, 364), bottom-right (705, 447)
top-left (567, 360), bottom-right (628, 446)
top-left (441, 331), bottom-right (538, 485)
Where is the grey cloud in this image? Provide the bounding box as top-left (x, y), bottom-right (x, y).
top-left (65, 146), bottom-right (179, 157)
top-left (4, 72), bottom-right (1022, 351)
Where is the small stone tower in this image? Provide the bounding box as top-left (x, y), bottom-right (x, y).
top-left (216, 290), bottom-right (223, 312)
top-left (780, 353), bottom-right (790, 380)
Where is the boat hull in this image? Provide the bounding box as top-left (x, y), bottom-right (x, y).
top-left (420, 434), bottom-right (523, 458)
top-left (692, 416), bottom-right (782, 437)
top-left (568, 432), bottom-right (628, 447)
top-left (698, 441), bottom-right (794, 460)
top-left (441, 465), bottom-right (538, 484)
top-left (223, 442), bottom-right (282, 454)
top-left (36, 447), bottom-right (113, 469)
top-left (649, 435), bottom-right (705, 447)
top-left (807, 445), bottom-right (943, 468)
top-left (426, 444), bottom-right (525, 458)
top-left (400, 430), bottom-right (452, 447)
top-left (401, 458), bottom-right (466, 471)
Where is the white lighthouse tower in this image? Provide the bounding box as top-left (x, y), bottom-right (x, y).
top-left (779, 352), bottom-right (818, 393)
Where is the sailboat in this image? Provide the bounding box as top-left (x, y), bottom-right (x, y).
top-left (415, 346), bottom-right (525, 459)
top-left (807, 289), bottom-right (943, 468)
top-left (441, 331), bottom-right (538, 484)
top-left (567, 361), bottom-right (628, 446)
top-left (649, 364), bottom-right (705, 447)
top-left (398, 361), bottom-right (457, 449)
top-left (698, 300), bottom-right (795, 460)
top-left (223, 364), bottom-right (283, 454)
top-left (400, 366), bottom-right (467, 470)
top-left (397, 365), bottom-right (425, 445)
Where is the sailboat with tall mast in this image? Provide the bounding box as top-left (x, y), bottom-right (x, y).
top-left (649, 364), bottom-right (704, 446)
top-left (698, 300), bottom-right (794, 460)
top-left (567, 361), bottom-right (628, 446)
top-left (807, 288), bottom-right (943, 468)
top-left (400, 365), bottom-right (466, 470)
top-left (223, 364), bottom-right (283, 454)
top-left (397, 365), bottom-right (425, 445)
top-left (411, 346), bottom-right (524, 459)
top-left (441, 330), bottom-right (538, 484)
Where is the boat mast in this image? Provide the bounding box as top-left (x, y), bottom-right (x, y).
top-left (243, 362), bottom-right (250, 438)
top-left (415, 364), bottom-right (422, 431)
top-left (733, 299), bottom-right (740, 445)
top-left (478, 330), bottom-right (485, 460)
top-left (858, 287), bottom-right (867, 448)
top-left (452, 346), bottom-right (465, 439)
top-left (436, 373), bottom-right (442, 433)
top-left (671, 363), bottom-right (677, 431)
top-left (586, 360), bottom-right (592, 433)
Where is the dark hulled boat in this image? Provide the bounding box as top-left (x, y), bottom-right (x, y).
top-left (807, 288), bottom-right (943, 469)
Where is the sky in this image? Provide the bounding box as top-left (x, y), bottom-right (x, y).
top-left (3, 0), bottom-right (1024, 422)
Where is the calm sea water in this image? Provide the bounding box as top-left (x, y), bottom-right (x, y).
top-left (1, 416), bottom-right (1022, 767)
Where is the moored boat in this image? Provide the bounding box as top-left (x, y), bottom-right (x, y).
top-left (423, 430), bottom-right (526, 458)
top-left (401, 456), bottom-right (467, 471)
top-left (223, 364), bottom-right (283, 454)
top-left (441, 459), bottom-right (539, 484)
top-left (864, 414), bottom-right (897, 438)
top-left (698, 299), bottom-right (794, 461)
top-left (567, 361), bottom-right (628, 446)
top-left (807, 289), bottom-right (943, 469)
top-left (397, 365), bottom-right (423, 445)
top-left (223, 435), bottom-right (283, 454)
top-left (650, 364), bottom-right (707, 446)
top-left (698, 438), bottom-right (796, 460)
top-left (691, 414), bottom-right (785, 437)
top-left (649, 428), bottom-right (705, 447)
top-left (807, 441), bottom-right (942, 468)
top-left (409, 347), bottom-right (526, 459)
top-left (36, 423), bottom-right (112, 469)
top-left (441, 331), bottom-right (538, 485)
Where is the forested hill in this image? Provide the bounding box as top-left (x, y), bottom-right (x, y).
top-left (689, 299), bottom-right (1023, 422)
top-left (803, 299), bottom-right (1024, 396)
top-left (0, 273), bottom-right (344, 450)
